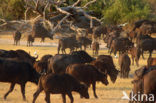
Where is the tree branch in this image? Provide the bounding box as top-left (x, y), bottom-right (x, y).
top-left (51, 14), bottom-right (71, 34)
top-left (72, 0), bottom-right (82, 7)
top-left (43, 2), bottom-right (49, 20)
top-left (83, 0), bottom-right (96, 8)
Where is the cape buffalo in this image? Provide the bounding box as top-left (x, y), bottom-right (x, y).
top-left (119, 53), bottom-right (131, 78)
top-left (34, 54), bottom-right (53, 74)
top-left (137, 38), bottom-right (156, 59)
top-left (0, 49), bottom-right (38, 65)
top-left (128, 47), bottom-right (139, 67)
top-left (0, 58), bottom-right (40, 100)
top-left (40, 54), bottom-right (53, 62)
top-left (32, 73), bottom-right (89, 103)
top-left (13, 30), bottom-right (21, 45)
top-left (110, 37), bottom-right (134, 56)
top-left (92, 41), bottom-right (100, 55)
top-left (66, 64), bottom-right (108, 98)
top-left (27, 34), bottom-right (34, 47)
top-left (77, 37), bottom-right (92, 50)
top-left (131, 66), bottom-right (156, 103)
top-left (57, 37), bottom-right (79, 54)
top-left (95, 55), bottom-right (119, 83)
top-left (48, 51), bottom-right (94, 74)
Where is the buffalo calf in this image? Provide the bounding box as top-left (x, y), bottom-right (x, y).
top-left (119, 53), bottom-right (131, 78)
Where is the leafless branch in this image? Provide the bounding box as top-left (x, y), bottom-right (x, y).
top-left (70, 21), bottom-right (86, 35)
top-left (43, 2), bottom-right (49, 20)
top-left (0, 18), bottom-right (6, 23)
top-left (51, 14), bottom-right (71, 34)
top-left (75, 7), bottom-right (101, 28)
top-left (72, 0), bottom-right (81, 7)
top-left (83, 0), bottom-right (96, 8)
top-left (24, 8), bottom-right (30, 21)
top-left (55, 6), bottom-right (71, 15)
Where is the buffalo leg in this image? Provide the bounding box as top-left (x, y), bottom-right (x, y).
top-left (62, 93), bottom-right (66, 103)
top-left (92, 50), bottom-right (94, 55)
top-left (96, 49), bottom-right (99, 55)
top-left (4, 83), bottom-right (15, 100)
top-left (135, 57), bottom-right (139, 67)
top-left (131, 55), bottom-right (134, 65)
top-left (141, 50), bottom-right (145, 59)
top-left (45, 92), bottom-right (50, 103)
top-left (67, 92), bottom-right (73, 103)
top-left (149, 50), bottom-right (153, 58)
top-left (20, 83), bottom-right (26, 101)
top-left (32, 87), bottom-right (43, 103)
top-left (92, 82), bottom-right (98, 98)
top-left (84, 46), bottom-right (86, 51)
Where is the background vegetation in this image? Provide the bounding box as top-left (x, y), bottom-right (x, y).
top-left (0, 0), bottom-right (155, 24)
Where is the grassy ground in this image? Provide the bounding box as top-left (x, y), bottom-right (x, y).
top-left (0, 33), bottom-right (154, 103)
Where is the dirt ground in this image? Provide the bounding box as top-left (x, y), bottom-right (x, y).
top-left (0, 33), bottom-right (154, 103)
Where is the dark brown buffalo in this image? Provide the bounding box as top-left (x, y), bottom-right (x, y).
top-left (0, 49), bottom-right (38, 65)
top-left (131, 66), bottom-right (156, 103)
top-left (130, 66), bottom-right (145, 103)
top-left (133, 20), bottom-right (156, 35)
top-left (92, 26), bottom-right (108, 39)
top-left (136, 34), bottom-right (152, 45)
top-left (77, 37), bottom-right (92, 50)
top-left (128, 47), bottom-right (139, 67)
top-left (143, 69), bottom-right (156, 103)
top-left (33, 55), bottom-right (53, 73)
top-left (95, 55), bottom-right (119, 83)
top-left (147, 58), bottom-right (156, 67)
top-left (32, 73), bottom-right (89, 103)
top-left (133, 20), bottom-right (154, 31)
top-left (58, 37), bottom-right (79, 54)
top-left (48, 51), bottom-right (94, 74)
top-left (137, 38), bottom-right (156, 59)
top-left (27, 34), bottom-right (34, 47)
top-left (92, 41), bottom-right (100, 55)
top-left (40, 54), bottom-right (53, 62)
top-left (0, 58), bottom-right (40, 100)
top-left (93, 25), bottom-right (122, 39)
top-left (119, 53), bottom-right (131, 78)
top-left (66, 63), bottom-right (108, 98)
top-left (105, 31), bottom-right (120, 52)
top-left (33, 61), bottom-right (48, 73)
top-left (13, 30), bottom-right (21, 45)
top-left (110, 37), bottom-right (134, 56)
top-left (32, 19), bottom-right (53, 43)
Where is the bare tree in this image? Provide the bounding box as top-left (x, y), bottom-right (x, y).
top-left (0, 0), bottom-right (101, 42)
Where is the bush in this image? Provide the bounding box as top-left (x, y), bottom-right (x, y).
top-left (0, 0), bottom-right (25, 20)
top-left (102, 0), bottom-right (151, 25)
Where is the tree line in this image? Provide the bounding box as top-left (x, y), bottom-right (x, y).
top-left (0, 0), bottom-right (155, 25)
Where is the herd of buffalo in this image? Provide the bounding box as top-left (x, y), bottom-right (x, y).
top-left (1, 19), bottom-right (156, 103)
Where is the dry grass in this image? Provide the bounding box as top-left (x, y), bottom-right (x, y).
top-left (0, 34), bottom-right (155, 103)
